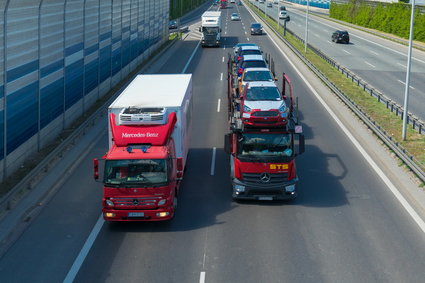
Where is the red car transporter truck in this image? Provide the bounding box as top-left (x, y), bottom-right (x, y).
top-left (94, 74), bottom-right (193, 221)
top-left (225, 70), bottom-right (305, 201)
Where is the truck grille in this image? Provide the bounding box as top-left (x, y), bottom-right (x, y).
top-left (110, 196), bottom-right (161, 208)
top-left (242, 172), bottom-right (288, 185)
top-left (252, 111), bottom-right (279, 117)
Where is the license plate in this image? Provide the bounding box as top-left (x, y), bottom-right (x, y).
top-left (128, 212), bottom-right (144, 217)
top-left (258, 196), bottom-right (273, 201)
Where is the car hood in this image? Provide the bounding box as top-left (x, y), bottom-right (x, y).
top-left (245, 100), bottom-right (284, 110)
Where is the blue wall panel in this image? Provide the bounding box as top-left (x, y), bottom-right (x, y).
top-left (0, 0), bottom-right (169, 173)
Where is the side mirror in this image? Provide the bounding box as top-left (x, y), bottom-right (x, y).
top-left (93, 158), bottom-right (99, 180)
top-left (198, 27), bottom-right (202, 32)
top-left (224, 133), bottom-right (232, 154)
top-left (177, 157), bottom-right (183, 171)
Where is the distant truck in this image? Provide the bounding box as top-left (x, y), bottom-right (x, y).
top-left (200, 11), bottom-right (222, 47)
top-left (94, 74), bottom-right (193, 221)
top-left (220, 0), bottom-right (228, 8)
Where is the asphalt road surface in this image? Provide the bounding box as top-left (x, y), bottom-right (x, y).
top-left (0, 2), bottom-right (424, 283)
top-left (251, 0), bottom-right (425, 122)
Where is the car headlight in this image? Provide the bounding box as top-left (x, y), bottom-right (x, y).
top-left (234, 184), bottom-right (245, 192)
top-left (105, 199), bottom-right (114, 207)
top-left (158, 199), bottom-right (166, 205)
top-left (285, 185), bottom-right (295, 192)
top-left (244, 105), bottom-right (251, 112)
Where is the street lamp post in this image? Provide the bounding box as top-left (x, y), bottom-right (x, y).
top-left (304, 0), bottom-right (309, 53)
top-left (402, 0), bottom-right (416, 140)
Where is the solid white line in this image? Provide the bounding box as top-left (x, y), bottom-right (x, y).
top-left (182, 40), bottom-right (201, 73)
top-left (220, 72), bottom-right (223, 81)
top-left (63, 215), bottom-right (104, 283)
top-left (210, 147), bottom-right (217, 176)
top-left (200, 272), bottom-right (206, 283)
top-left (370, 50), bottom-right (379, 56)
top-left (266, 22), bottom-right (425, 235)
top-left (247, 37), bottom-right (250, 41)
top-left (343, 49), bottom-right (350, 54)
top-left (245, 31), bottom-right (247, 34)
top-left (217, 98), bottom-right (221, 112)
top-left (364, 61), bottom-right (376, 68)
top-left (398, 79), bottom-right (415, 90)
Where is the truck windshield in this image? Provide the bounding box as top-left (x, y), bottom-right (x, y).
top-left (203, 27), bottom-right (219, 34)
top-left (237, 133), bottom-right (293, 161)
top-left (104, 159), bottom-right (168, 187)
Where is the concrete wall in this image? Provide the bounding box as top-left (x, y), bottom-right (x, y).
top-left (0, 0), bottom-right (169, 181)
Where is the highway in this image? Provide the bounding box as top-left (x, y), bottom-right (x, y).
top-left (251, 0), bottom-right (425, 122)
top-left (0, 2), bottom-right (425, 283)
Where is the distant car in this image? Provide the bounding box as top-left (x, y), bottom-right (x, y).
top-left (267, 2), bottom-right (273, 7)
top-left (332, 30), bottom-right (350, 44)
top-left (273, 0), bottom-right (279, 3)
top-left (250, 22), bottom-right (263, 35)
top-left (169, 20), bottom-right (177, 29)
top-left (231, 13), bottom-right (240, 21)
top-left (259, 0), bottom-right (265, 3)
top-left (279, 5), bottom-right (286, 11)
top-left (279, 11), bottom-right (290, 21)
top-left (230, 0), bottom-right (236, 3)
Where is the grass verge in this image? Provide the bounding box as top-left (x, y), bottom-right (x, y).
top-left (247, 1), bottom-right (425, 180)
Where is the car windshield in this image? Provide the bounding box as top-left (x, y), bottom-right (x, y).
top-left (251, 24), bottom-right (261, 28)
top-left (104, 159), bottom-right (168, 187)
top-left (240, 50), bottom-right (262, 56)
top-left (243, 60), bottom-right (267, 69)
top-left (232, 13), bottom-right (238, 16)
top-left (246, 86), bottom-right (281, 100)
top-left (243, 70), bottom-right (273, 82)
top-left (238, 133), bottom-right (293, 158)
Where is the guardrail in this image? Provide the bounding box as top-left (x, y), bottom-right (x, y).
top-left (247, 1), bottom-right (425, 183)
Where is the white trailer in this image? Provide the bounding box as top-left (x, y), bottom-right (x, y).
top-left (108, 74), bottom-right (193, 168)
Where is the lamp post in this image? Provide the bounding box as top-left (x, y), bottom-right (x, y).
top-left (304, 0), bottom-right (309, 53)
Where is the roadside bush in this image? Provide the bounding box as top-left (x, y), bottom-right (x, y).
top-left (330, 0), bottom-right (425, 42)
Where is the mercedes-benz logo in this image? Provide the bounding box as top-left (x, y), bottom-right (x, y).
top-left (260, 173), bottom-right (271, 183)
top-left (133, 199), bottom-right (139, 205)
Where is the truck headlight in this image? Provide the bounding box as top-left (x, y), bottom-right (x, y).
top-left (105, 199), bottom-right (114, 207)
top-left (285, 185), bottom-right (295, 192)
top-left (234, 184), bottom-right (245, 192)
top-left (158, 199), bottom-right (166, 205)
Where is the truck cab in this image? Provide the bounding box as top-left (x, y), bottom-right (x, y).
top-left (200, 11), bottom-right (222, 47)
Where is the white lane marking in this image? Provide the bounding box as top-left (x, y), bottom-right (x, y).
top-left (225, 31), bottom-right (227, 35)
top-left (370, 50), bottom-right (379, 56)
top-left (245, 31), bottom-right (247, 34)
top-left (266, 27), bottom-right (425, 235)
top-left (217, 98), bottom-right (221, 112)
top-left (220, 72), bottom-right (223, 81)
top-left (247, 37), bottom-right (250, 41)
top-left (313, 33), bottom-right (319, 38)
top-left (364, 61), bottom-right (376, 68)
top-left (327, 41), bottom-right (333, 44)
top-left (397, 62), bottom-right (406, 68)
top-left (398, 79), bottom-right (415, 90)
top-left (210, 147), bottom-right (217, 176)
top-left (200, 272), bottom-right (206, 283)
top-left (182, 40), bottom-right (201, 73)
top-left (222, 56), bottom-right (225, 62)
top-left (223, 46), bottom-right (226, 50)
top-left (343, 49), bottom-right (350, 54)
top-left (63, 215), bottom-right (104, 283)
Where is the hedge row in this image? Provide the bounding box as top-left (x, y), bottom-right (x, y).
top-left (330, 0), bottom-right (425, 42)
top-left (170, 0), bottom-right (208, 19)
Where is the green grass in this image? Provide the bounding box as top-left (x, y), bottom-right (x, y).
top-left (247, 1), bottom-right (425, 176)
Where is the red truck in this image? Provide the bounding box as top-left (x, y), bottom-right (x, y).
top-left (220, 0), bottom-right (228, 9)
top-left (94, 74), bottom-right (192, 221)
top-left (226, 60), bottom-right (305, 200)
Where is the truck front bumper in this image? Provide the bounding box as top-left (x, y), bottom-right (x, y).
top-left (231, 178), bottom-right (297, 201)
top-left (102, 206), bottom-right (174, 221)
